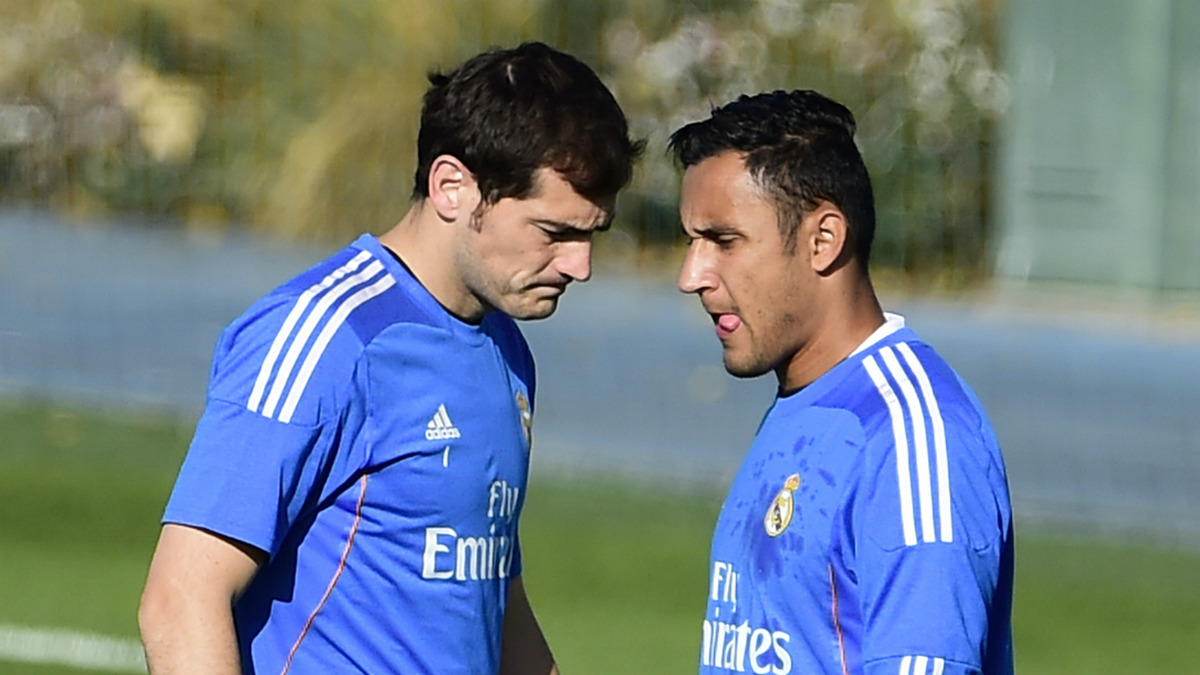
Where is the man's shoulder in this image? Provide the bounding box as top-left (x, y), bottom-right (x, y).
top-left (849, 330), bottom-right (984, 424)
top-left (846, 330), bottom-right (1007, 489)
top-left (208, 240), bottom-right (438, 424)
top-left (236, 238), bottom-right (448, 342)
top-left (840, 332), bottom-right (1010, 551)
top-left (824, 330), bottom-right (1002, 479)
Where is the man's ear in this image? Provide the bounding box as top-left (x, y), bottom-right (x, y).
top-left (426, 155), bottom-right (479, 223)
top-left (806, 203), bottom-right (851, 274)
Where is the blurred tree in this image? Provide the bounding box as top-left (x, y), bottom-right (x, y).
top-left (0, 0), bottom-right (1007, 281)
top-left (77, 0), bottom-right (548, 240)
top-left (0, 1), bottom-right (143, 212)
top-left (594, 0), bottom-right (1009, 281)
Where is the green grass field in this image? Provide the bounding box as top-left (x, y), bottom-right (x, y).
top-left (1, 400), bottom-right (1198, 674)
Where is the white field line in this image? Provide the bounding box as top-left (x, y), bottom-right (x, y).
top-left (0, 624), bottom-right (146, 673)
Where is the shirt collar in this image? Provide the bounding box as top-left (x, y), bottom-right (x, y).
top-left (849, 312), bottom-right (906, 356)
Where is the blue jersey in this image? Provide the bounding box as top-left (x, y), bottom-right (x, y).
top-left (700, 316), bottom-right (1013, 675)
top-left (163, 234), bottom-right (535, 675)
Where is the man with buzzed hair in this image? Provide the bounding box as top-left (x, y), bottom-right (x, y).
top-left (671, 90), bottom-right (1013, 675)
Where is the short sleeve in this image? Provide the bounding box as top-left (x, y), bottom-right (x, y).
top-left (163, 397), bottom-right (340, 557)
top-left (852, 345), bottom-right (1012, 674)
top-left (161, 254), bottom-right (392, 554)
top-left (855, 543), bottom-right (1003, 675)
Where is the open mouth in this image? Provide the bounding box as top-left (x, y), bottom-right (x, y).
top-left (713, 313), bottom-right (742, 337)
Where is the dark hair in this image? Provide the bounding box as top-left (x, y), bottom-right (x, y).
top-left (668, 90), bottom-right (875, 264)
top-left (413, 42), bottom-right (643, 205)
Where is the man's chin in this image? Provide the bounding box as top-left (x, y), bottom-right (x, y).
top-left (504, 298), bottom-right (559, 321)
top-left (722, 353), bottom-right (770, 379)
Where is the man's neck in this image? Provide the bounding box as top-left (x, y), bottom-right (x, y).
top-left (777, 279), bottom-right (884, 394)
top-left (377, 205), bottom-right (486, 323)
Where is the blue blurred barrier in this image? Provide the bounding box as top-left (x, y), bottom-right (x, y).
top-left (2, 210), bottom-right (1199, 542)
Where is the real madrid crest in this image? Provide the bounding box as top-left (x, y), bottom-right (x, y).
top-left (515, 390), bottom-right (532, 446)
top-left (764, 473), bottom-right (801, 537)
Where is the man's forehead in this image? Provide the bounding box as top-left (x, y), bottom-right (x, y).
top-left (682, 155), bottom-right (769, 205)
top-left (682, 151), bottom-right (752, 183)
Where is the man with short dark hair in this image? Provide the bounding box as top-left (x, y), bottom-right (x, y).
top-left (671, 90), bottom-right (1013, 675)
top-left (138, 42), bottom-right (642, 675)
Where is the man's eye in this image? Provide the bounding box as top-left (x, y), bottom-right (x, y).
top-left (543, 227), bottom-right (589, 243)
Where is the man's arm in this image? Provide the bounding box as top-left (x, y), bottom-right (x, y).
top-left (138, 523), bottom-right (267, 675)
top-left (499, 575), bottom-right (559, 675)
top-left (849, 371), bottom-right (1014, 674)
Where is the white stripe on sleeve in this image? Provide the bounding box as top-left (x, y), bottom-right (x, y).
top-left (897, 342), bottom-right (953, 542)
top-left (262, 259), bottom-right (384, 419)
top-left (864, 355), bottom-right (918, 547)
top-left (278, 273), bottom-right (395, 423)
top-left (248, 250), bottom-right (372, 413)
top-left (880, 346), bottom-right (936, 544)
top-left (899, 654), bottom-right (945, 675)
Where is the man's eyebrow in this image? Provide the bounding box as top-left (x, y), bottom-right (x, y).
top-left (686, 221), bottom-right (738, 236)
top-left (534, 217), bottom-right (614, 232)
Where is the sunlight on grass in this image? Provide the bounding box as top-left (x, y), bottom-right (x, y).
top-left (1, 400), bottom-right (1198, 674)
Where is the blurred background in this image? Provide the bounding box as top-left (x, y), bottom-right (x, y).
top-left (1, 0), bottom-right (1198, 673)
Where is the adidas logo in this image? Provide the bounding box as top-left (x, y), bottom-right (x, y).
top-left (425, 404), bottom-right (461, 441)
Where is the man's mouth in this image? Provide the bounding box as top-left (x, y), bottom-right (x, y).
top-left (533, 283), bottom-right (568, 297)
top-left (714, 313), bottom-right (742, 338)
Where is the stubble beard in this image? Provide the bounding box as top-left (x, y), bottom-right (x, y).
top-left (720, 341), bottom-right (774, 380)
top-left (492, 283), bottom-right (562, 321)
top-left (508, 297), bottom-right (558, 321)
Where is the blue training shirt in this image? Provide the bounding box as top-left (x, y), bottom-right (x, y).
top-left (164, 234), bottom-right (535, 675)
top-left (700, 315), bottom-right (1014, 675)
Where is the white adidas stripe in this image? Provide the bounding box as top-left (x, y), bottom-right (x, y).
top-left (261, 259), bottom-right (386, 418)
top-left (899, 655), bottom-right (945, 675)
top-left (277, 273), bottom-right (395, 423)
top-left (864, 355), bottom-right (918, 547)
top-left (248, 250), bottom-right (372, 413)
top-left (897, 342), bottom-right (953, 542)
top-left (429, 405), bottom-right (456, 431)
top-left (865, 343), bottom-right (954, 547)
top-left (245, 250), bottom-right (394, 422)
top-left (880, 346), bottom-right (936, 544)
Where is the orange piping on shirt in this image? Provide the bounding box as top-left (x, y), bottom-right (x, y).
top-left (280, 474), bottom-right (368, 675)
